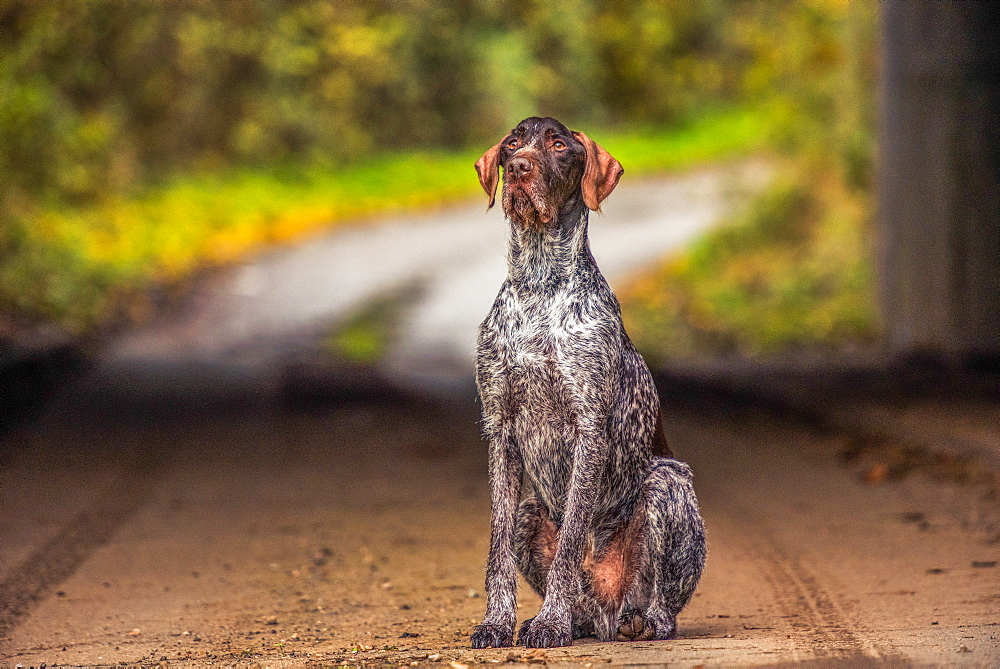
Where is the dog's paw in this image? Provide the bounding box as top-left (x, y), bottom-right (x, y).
top-left (471, 623), bottom-right (514, 648)
top-left (516, 617), bottom-right (535, 643)
top-left (573, 619), bottom-right (596, 640)
top-left (615, 609), bottom-right (675, 641)
top-left (517, 616), bottom-right (573, 648)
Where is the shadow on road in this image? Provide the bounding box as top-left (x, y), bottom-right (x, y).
top-left (2, 341), bottom-right (999, 666)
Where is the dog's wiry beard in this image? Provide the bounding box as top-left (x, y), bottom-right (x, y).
top-left (502, 180), bottom-right (553, 231)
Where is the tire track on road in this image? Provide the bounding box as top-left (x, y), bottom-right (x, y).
top-left (754, 532), bottom-right (904, 663)
top-left (0, 453), bottom-right (166, 643)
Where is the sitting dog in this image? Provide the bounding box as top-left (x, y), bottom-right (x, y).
top-left (470, 117), bottom-right (706, 649)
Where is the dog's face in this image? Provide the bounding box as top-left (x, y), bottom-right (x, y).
top-left (497, 117), bottom-right (585, 230)
top-left (475, 117), bottom-right (623, 230)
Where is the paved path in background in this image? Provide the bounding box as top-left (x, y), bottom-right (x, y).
top-left (104, 162), bottom-right (769, 393)
top-left (386, 163), bottom-right (768, 388)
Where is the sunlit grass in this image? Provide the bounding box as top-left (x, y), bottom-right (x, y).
top-left (607, 106), bottom-right (771, 174)
top-left (1, 106), bottom-right (770, 335)
top-left (324, 290), bottom-right (413, 364)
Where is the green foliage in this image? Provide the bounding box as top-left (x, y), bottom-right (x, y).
top-left (620, 0), bottom-right (880, 359)
top-left (744, 0), bottom-right (877, 189)
top-left (622, 169), bottom-right (878, 360)
top-left (0, 0), bottom-right (783, 208)
top-left (0, 106), bottom-right (768, 336)
top-left (0, 149), bottom-right (479, 335)
top-left (609, 107), bottom-right (771, 174)
top-left (0, 0), bottom-right (877, 340)
top-left (325, 291), bottom-right (413, 365)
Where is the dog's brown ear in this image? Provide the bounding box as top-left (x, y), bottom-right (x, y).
top-left (474, 139), bottom-right (504, 209)
top-left (573, 131), bottom-right (623, 212)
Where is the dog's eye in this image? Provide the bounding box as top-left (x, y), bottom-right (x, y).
top-left (553, 139), bottom-right (566, 150)
top-left (507, 138), bottom-right (519, 149)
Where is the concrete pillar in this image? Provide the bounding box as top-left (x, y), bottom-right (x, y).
top-left (878, 1), bottom-right (1000, 362)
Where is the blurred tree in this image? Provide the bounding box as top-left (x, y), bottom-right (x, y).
top-left (0, 0), bottom-right (876, 338)
top-left (1, 0), bottom-right (790, 213)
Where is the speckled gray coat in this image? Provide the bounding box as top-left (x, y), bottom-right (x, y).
top-left (469, 118), bottom-right (706, 649)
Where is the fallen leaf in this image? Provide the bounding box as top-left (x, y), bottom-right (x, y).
top-left (863, 463), bottom-right (890, 483)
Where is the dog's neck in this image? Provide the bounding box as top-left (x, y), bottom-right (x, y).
top-left (505, 199), bottom-right (595, 289)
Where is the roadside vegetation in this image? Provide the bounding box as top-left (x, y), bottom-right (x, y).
top-left (620, 1), bottom-right (879, 359)
top-left (0, 1), bottom-right (877, 356)
top-left (1, 107), bottom-right (767, 337)
top-left (621, 169), bottom-right (877, 362)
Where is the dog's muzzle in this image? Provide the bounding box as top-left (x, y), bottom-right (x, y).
top-left (503, 156), bottom-right (552, 227)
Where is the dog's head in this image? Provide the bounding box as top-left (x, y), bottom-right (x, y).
top-left (475, 117), bottom-right (623, 230)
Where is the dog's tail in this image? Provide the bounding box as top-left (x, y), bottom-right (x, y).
top-left (652, 406), bottom-right (674, 459)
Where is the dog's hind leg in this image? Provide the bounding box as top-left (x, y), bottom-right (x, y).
top-left (617, 458), bottom-right (706, 641)
top-left (514, 497), bottom-right (557, 598)
top-left (514, 498), bottom-right (602, 640)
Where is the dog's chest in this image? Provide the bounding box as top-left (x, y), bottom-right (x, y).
top-left (493, 288), bottom-right (605, 512)
top-left (500, 288), bottom-right (595, 370)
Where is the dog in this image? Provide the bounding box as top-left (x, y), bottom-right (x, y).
top-left (469, 117), bottom-right (706, 649)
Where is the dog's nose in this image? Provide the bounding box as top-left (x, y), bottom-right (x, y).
top-left (507, 156), bottom-right (533, 179)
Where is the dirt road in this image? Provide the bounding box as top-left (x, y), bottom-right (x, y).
top-left (2, 164), bottom-right (998, 666)
top-left (1, 376), bottom-right (997, 666)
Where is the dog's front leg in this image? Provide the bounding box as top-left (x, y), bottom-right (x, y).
top-left (519, 419), bottom-right (608, 648)
top-left (471, 421), bottom-right (523, 648)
